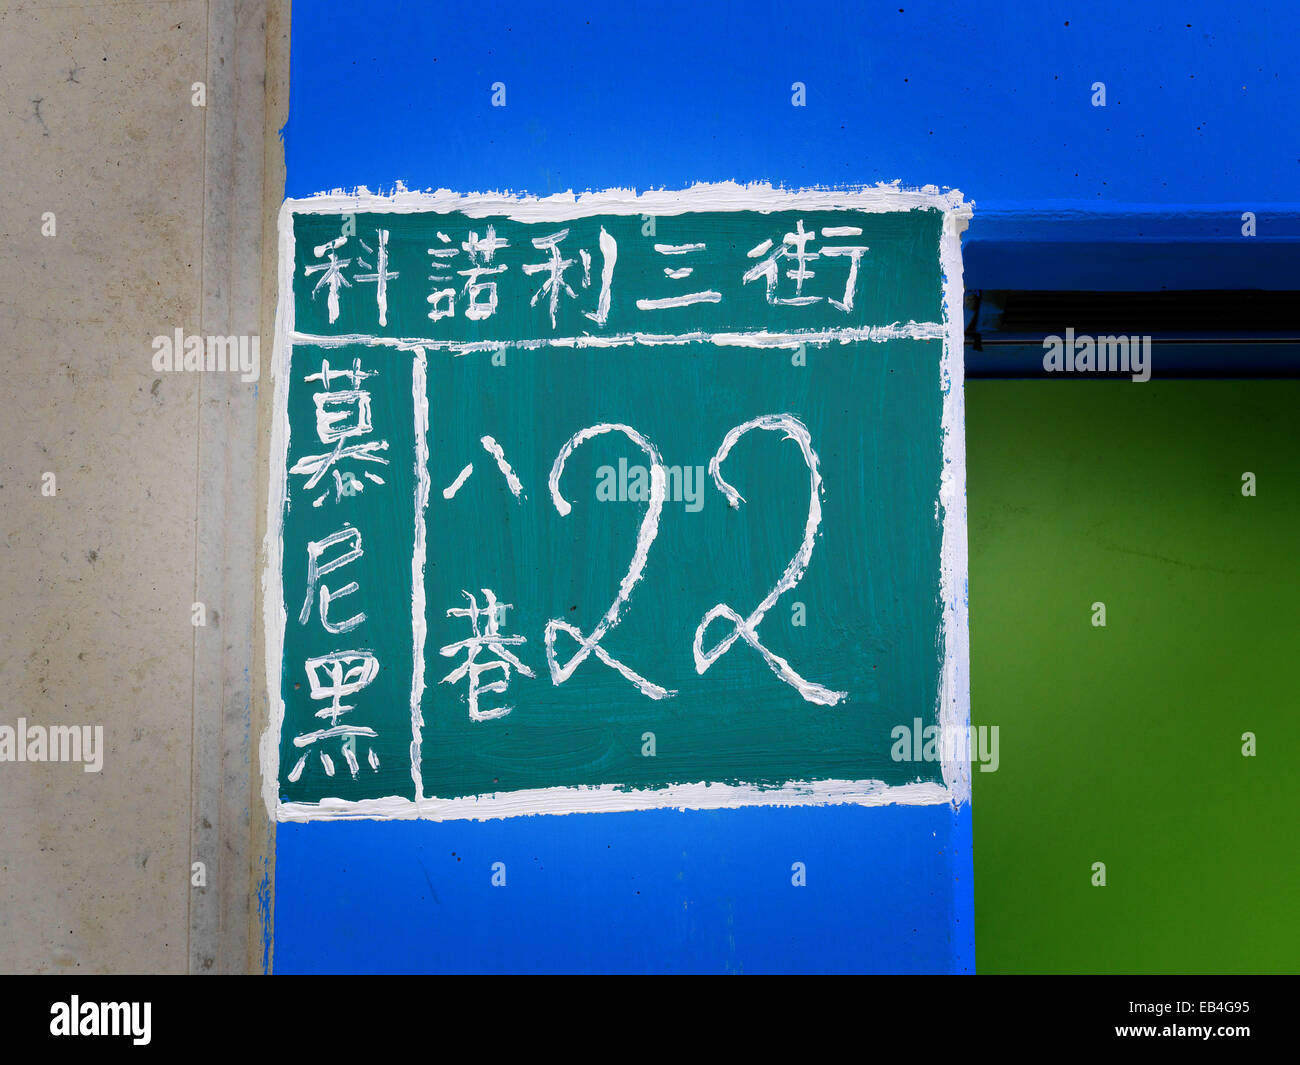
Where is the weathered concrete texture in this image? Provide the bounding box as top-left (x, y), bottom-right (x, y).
top-left (251, 0), bottom-right (289, 975)
top-left (192, 0), bottom-right (286, 975)
top-left (0, 0), bottom-right (284, 973)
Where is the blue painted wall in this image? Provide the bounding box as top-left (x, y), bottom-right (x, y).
top-left (273, 0), bottom-right (1299, 973)
top-left (276, 806), bottom-right (972, 974)
top-left (286, 0), bottom-right (1300, 208)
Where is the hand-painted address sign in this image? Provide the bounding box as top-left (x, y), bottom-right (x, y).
top-left (263, 182), bottom-right (973, 821)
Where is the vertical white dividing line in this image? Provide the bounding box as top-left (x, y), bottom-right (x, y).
top-left (410, 347), bottom-right (430, 809)
top-left (937, 206), bottom-right (973, 805)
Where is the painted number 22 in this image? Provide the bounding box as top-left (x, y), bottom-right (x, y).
top-left (547, 413), bottom-right (845, 707)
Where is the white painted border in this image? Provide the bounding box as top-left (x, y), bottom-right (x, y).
top-left (287, 322), bottom-right (946, 357)
top-left (280, 780), bottom-right (951, 823)
top-left (408, 348), bottom-right (430, 806)
top-left (261, 181), bottom-right (973, 822)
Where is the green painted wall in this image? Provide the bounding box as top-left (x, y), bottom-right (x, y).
top-left (967, 380), bottom-right (1300, 974)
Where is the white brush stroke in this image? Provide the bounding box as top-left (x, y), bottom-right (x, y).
top-left (278, 779), bottom-right (952, 822)
top-left (409, 347), bottom-right (430, 811)
top-left (287, 321), bottom-right (945, 355)
top-left (480, 435), bottom-right (524, 499)
top-left (442, 463), bottom-right (473, 499)
top-left (582, 227), bottom-right (616, 327)
top-left (545, 424), bottom-right (674, 700)
top-left (635, 292), bottom-right (722, 310)
top-left (693, 414), bottom-right (847, 706)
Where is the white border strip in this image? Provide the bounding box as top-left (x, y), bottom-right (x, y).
top-left (278, 779), bottom-right (952, 823)
top-left (937, 208), bottom-right (973, 803)
top-left (261, 182), bottom-right (972, 821)
top-left (409, 347), bottom-right (430, 812)
top-left (286, 322), bottom-right (946, 355)
top-left (286, 179), bottom-right (968, 222)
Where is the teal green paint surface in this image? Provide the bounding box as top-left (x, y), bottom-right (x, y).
top-left (279, 343), bottom-right (418, 803)
top-left (968, 380), bottom-right (1300, 973)
top-left (278, 203), bottom-right (953, 803)
top-left (418, 339), bottom-right (943, 797)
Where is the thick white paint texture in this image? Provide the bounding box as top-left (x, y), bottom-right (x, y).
top-left (409, 347), bottom-right (430, 806)
top-left (480, 435), bottom-right (524, 499)
top-left (545, 423), bottom-right (673, 700)
top-left (693, 414), bottom-right (847, 706)
top-left (438, 588), bottom-right (535, 722)
top-left (262, 181), bottom-right (974, 821)
top-left (442, 463), bottom-right (473, 499)
top-left (583, 226), bottom-right (616, 327)
top-left (286, 321), bottom-right (945, 357)
top-left (277, 779), bottom-right (953, 823)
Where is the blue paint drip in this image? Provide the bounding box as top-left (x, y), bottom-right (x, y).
top-left (257, 856), bottom-right (274, 975)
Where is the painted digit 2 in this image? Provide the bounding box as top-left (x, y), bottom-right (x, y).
top-left (693, 414), bottom-right (847, 706)
top-left (545, 423), bottom-right (675, 699)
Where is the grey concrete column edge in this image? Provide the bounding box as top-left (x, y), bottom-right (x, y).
top-left (191, 0), bottom-right (289, 975)
top-left (251, 0), bottom-right (290, 976)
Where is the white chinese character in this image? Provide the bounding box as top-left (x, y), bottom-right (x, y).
top-left (440, 434), bottom-right (526, 502)
top-left (289, 650), bottom-right (381, 781)
top-left (636, 241), bottom-right (720, 310)
top-left (439, 589), bottom-right (535, 722)
top-left (353, 228), bottom-right (400, 327)
top-left (459, 226), bottom-right (510, 321)
top-left (742, 220), bottom-right (867, 311)
top-left (289, 358), bottom-right (390, 506)
top-left (298, 523), bottom-right (365, 635)
top-left (427, 231), bottom-right (459, 322)
top-left (304, 234), bottom-right (353, 323)
top-left (522, 227), bottom-right (616, 328)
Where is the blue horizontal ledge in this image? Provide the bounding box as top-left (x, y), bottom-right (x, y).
top-left (966, 342), bottom-right (1300, 378)
top-left (965, 240), bottom-right (1300, 291)
top-left (964, 205), bottom-right (1300, 290)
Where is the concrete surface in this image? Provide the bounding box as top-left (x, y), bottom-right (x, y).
top-left (0, 0), bottom-right (286, 974)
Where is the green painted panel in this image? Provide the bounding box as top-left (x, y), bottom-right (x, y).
top-left (968, 380), bottom-right (1300, 974)
top-left (417, 338), bottom-right (943, 797)
top-left (272, 189), bottom-right (966, 812)
top-left (278, 343), bottom-right (418, 803)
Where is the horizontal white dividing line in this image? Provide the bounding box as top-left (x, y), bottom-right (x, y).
top-left (277, 779), bottom-right (954, 823)
top-left (288, 321), bottom-right (946, 355)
